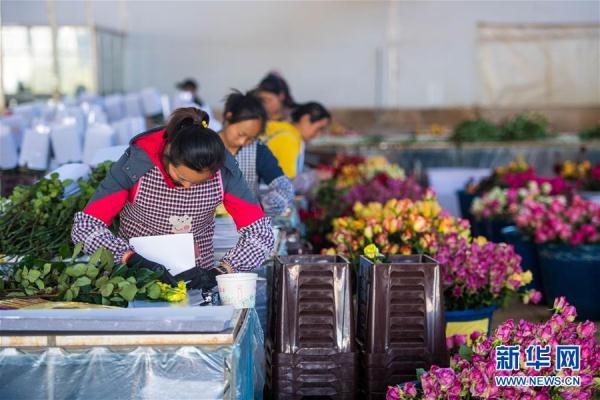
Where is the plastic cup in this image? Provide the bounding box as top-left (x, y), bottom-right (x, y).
top-left (216, 273), bottom-right (258, 309)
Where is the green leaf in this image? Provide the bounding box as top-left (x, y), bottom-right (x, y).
top-left (85, 266), bottom-right (99, 279)
top-left (110, 276), bottom-right (125, 284)
top-left (146, 283), bottom-right (161, 300)
top-left (35, 279), bottom-right (45, 290)
top-left (24, 287), bottom-right (37, 296)
top-left (416, 368), bottom-right (426, 380)
top-left (459, 345), bottom-right (473, 362)
top-left (126, 276), bottom-right (136, 284)
top-left (27, 270), bottom-right (41, 283)
top-left (100, 249), bottom-right (114, 270)
top-left (95, 276), bottom-right (109, 289)
top-left (64, 289), bottom-right (74, 301)
top-left (21, 267), bottom-right (29, 280)
top-left (71, 286), bottom-right (80, 298)
top-left (117, 280), bottom-right (129, 289)
top-left (42, 263), bottom-right (52, 277)
top-left (100, 283), bottom-right (114, 298)
top-left (59, 244), bottom-right (71, 259)
top-left (101, 297), bottom-right (111, 306)
top-left (74, 276), bottom-right (92, 287)
top-left (119, 284), bottom-right (138, 302)
top-left (72, 243), bottom-right (83, 259)
top-left (89, 250), bottom-right (102, 266)
top-left (7, 291), bottom-right (26, 297)
top-left (112, 264), bottom-right (127, 278)
top-left (66, 264), bottom-right (87, 278)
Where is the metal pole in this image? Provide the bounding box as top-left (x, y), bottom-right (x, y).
top-left (85, 0), bottom-right (98, 94)
top-left (47, 0), bottom-right (60, 101)
top-left (0, 0), bottom-right (6, 113)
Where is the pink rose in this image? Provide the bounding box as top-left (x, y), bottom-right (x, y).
top-left (386, 386), bottom-right (400, 400)
top-left (403, 382), bottom-right (418, 396)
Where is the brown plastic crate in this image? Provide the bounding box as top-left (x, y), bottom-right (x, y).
top-left (269, 255), bottom-right (355, 354)
top-left (357, 255), bottom-right (448, 397)
top-left (267, 255), bottom-right (356, 399)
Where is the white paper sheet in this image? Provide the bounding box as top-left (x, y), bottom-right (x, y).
top-left (129, 233), bottom-right (195, 275)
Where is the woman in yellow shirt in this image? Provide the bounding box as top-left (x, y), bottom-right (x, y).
top-left (255, 72), bottom-right (295, 122)
top-left (263, 102), bottom-right (330, 184)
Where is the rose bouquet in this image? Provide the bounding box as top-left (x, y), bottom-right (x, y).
top-left (435, 235), bottom-right (537, 311)
top-left (560, 160), bottom-right (600, 192)
top-left (326, 194), bottom-right (469, 259)
top-left (303, 156), bottom-right (424, 251)
top-left (470, 181), bottom-right (555, 221)
top-left (514, 195), bottom-right (600, 245)
top-left (386, 298), bottom-right (600, 400)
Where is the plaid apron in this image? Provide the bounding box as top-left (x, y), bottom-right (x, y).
top-left (119, 166), bottom-right (223, 270)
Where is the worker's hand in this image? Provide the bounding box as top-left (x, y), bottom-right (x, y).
top-left (187, 268), bottom-right (222, 291)
top-left (125, 253), bottom-right (177, 286)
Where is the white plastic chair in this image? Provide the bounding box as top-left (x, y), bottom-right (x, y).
top-left (124, 93), bottom-right (143, 118)
top-left (140, 88), bottom-right (163, 117)
top-left (426, 168), bottom-right (490, 216)
top-left (90, 145), bottom-right (128, 168)
top-left (0, 114), bottom-right (27, 149)
top-left (112, 117), bottom-right (146, 145)
top-left (83, 123), bottom-right (116, 165)
top-left (0, 124), bottom-right (18, 169)
top-left (104, 94), bottom-right (125, 122)
top-left (50, 122), bottom-right (83, 164)
top-left (18, 125), bottom-right (51, 171)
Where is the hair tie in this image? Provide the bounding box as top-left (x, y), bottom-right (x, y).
top-left (201, 120), bottom-right (208, 128)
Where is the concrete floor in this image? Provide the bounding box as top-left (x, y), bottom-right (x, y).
top-left (492, 298), bottom-right (600, 341)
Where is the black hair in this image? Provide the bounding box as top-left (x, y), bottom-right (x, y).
top-left (256, 72), bottom-right (295, 108)
top-left (223, 90), bottom-right (268, 132)
top-left (163, 107), bottom-right (225, 173)
top-left (291, 102), bottom-right (331, 124)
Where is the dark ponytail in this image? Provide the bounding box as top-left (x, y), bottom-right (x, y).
top-left (163, 107), bottom-right (225, 173)
top-left (291, 102), bottom-right (331, 124)
top-left (257, 73), bottom-right (295, 108)
top-left (223, 90), bottom-right (268, 132)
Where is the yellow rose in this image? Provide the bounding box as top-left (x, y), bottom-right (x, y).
top-left (364, 226), bottom-right (373, 240)
top-left (412, 216), bottom-right (427, 233)
top-left (474, 236), bottom-right (488, 246)
top-left (521, 270), bottom-right (533, 285)
top-left (364, 244), bottom-right (380, 260)
top-left (323, 248), bottom-right (337, 256)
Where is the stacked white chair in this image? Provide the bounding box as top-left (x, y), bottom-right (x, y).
top-left (50, 121), bottom-right (83, 164)
top-left (18, 124), bottom-right (51, 171)
top-left (140, 88), bottom-right (163, 117)
top-left (104, 94), bottom-right (125, 122)
top-left (124, 93), bottom-right (143, 118)
top-left (83, 123), bottom-right (116, 165)
top-left (0, 124), bottom-right (18, 169)
top-left (112, 116), bottom-right (146, 145)
top-left (0, 114), bottom-right (27, 149)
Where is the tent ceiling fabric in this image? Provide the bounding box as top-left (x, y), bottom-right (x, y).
top-left (478, 23), bottom-right (600, 107)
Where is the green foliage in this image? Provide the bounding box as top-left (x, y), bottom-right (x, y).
top-left (451, 118), bottom-right (502, 143)
top-left (501, 113), bottom-right (550, 141)
top-left (2, 247), bottom-right (162, 307)
top-left (0, 162), bottom-right (114, 258)
top-left (579, 125), bottom-right (600, 140)
top-left (451, 114), bottom-right (552, 143)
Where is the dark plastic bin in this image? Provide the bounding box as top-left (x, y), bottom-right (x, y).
top-left (501, 226), bottom-right (544, 300)
top-left (357, 255), bottom-right (448, 399)
top-left (537, 244), bottom-right (600, 321)
top-left (266, 255), bottom-right (357, 399)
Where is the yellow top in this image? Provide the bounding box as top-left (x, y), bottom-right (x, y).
top-left (262, 121), bottom-right (302, 178)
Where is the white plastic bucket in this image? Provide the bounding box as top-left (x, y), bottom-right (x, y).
top-left (216, 273), bottom-right (258, 309)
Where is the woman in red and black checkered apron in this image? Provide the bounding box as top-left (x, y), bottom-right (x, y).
top-left (71, 108), bottom-right (274, 289)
